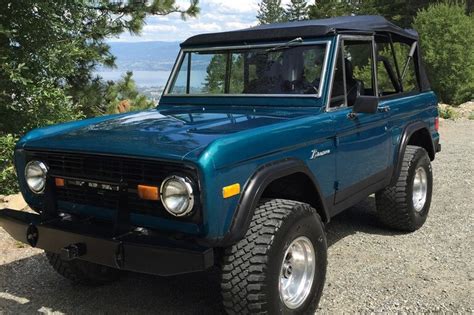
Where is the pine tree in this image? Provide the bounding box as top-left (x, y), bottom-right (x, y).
top-left (308, 0), bottom-right (363, 19)
top-left (257, 0), bottom-right (286, 24)
top-left (286, 0), bottom-right (310, 21)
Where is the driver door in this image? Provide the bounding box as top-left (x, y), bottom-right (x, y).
top-left (329, 36), bottom-right (391, 207)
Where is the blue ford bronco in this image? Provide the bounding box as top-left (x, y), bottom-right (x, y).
top-left (0, 16), bottom-right (441, 314)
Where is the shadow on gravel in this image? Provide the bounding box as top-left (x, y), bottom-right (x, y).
top-left (0, 197), bottom-right (403, 314)
top-left (0, 254), bottom-right (224, 314)
top-left (325, 196), bottom-right (406, 247)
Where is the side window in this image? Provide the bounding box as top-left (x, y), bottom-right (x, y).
top-left (330, 39), bottom-right (376, 108)
top-left (344, 40), bottom-right (376, 106)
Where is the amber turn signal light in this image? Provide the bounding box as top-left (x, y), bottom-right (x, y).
top-left (222, 183), bottom-right (241, 199)
top-left (138, 185), bottom-right (160, 201)
top-left (55, 178), bottom-right (65, 187)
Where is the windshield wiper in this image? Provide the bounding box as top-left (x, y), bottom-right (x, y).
top-left (266, 37), bottom-right (304, 53)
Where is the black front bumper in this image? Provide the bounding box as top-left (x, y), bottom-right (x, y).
top-left (0, 208), bottom-right (214, 276)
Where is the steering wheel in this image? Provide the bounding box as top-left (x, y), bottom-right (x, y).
top-left (303, 79), bottom-right (319, 94)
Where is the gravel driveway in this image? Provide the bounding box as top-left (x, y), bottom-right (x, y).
top-left (0, 120), bottom-right (473, 314)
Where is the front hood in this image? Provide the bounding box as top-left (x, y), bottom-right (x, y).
top-left (20, 106), bottom-right (317, 161)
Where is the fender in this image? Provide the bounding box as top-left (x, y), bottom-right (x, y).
top-left (391, 121), bottom-right (435, 186)
top-left (219, 158), bottom-right (330, 246)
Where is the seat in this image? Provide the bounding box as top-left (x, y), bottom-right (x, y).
top-left (344, 59), bottom-right (364, 107)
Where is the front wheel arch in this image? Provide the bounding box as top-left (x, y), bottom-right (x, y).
top-left (220, 159), bottom-right (330, 246)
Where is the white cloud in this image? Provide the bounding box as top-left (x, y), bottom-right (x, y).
top-left (189, 21), bottom-right (221, 32)
top-left (143, 24), bottom-right (178, 32)
top-left (205, 0), bottom-right (259, 14)
top-left (225, 21), bottom-right (256, 30)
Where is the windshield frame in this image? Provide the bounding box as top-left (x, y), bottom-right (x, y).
top-left (163, 40), bottom-right (331, 99)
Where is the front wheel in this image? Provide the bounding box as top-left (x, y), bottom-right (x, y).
top-left (221, 199), bottom-right (327, 314)
top-left (376, 145), bottom-right (433, 231)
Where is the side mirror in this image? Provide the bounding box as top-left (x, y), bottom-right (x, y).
top-left (353, 95), bottom-right (379, 114)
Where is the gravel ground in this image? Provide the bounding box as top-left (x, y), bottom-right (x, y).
top-left (0, 120), bottom-right (473, 314)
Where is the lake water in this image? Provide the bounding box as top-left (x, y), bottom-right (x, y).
top-left (97, 70), bottom-right (171, 88)
top-left (97, 70), bottom-right (208, 89)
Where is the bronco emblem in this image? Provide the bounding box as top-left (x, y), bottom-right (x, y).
top-left (310, 149), bottom-right (331, 159)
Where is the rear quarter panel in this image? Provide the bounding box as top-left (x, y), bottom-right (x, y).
top-left (381, 91), bottom-right (439, 165)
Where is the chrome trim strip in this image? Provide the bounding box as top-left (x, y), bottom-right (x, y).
top-left (164, 50), bottom-right (184, 95)
top-left (342, 39), bottom-right (348, 109)
top-left (163, 40), bottom-right (331, 99)
top-left (371, 36), bottom-right (379, 98)
top-left (317, 41), bottom-right (331, 99)
top-left (325, 35), bottom-right (341, 112)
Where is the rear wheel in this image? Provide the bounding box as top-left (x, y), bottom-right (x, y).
top-left (220, 199), bottom-right (327, 314)
top-left (46, 252), bottom-right (120, 286)
top-left (376, 145), bottom-right (433, 231)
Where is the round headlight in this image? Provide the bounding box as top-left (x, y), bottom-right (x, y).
top-left (25, 161), bottom-right (48, 194)
top-left (160, 175), bottom-right (195, 217)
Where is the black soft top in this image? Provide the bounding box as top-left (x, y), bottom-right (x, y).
top-left (181, 15), bottom-right (419, 47)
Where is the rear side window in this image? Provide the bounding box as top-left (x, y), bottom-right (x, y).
top-left (393, 42), bottom-right (419, 93)
top-left (375, 39), bottom-right (420, 97)
top-left (376, 42), bottom-right (400, 95)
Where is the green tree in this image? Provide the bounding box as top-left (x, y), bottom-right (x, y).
top-left (359, 0), bottom-right (440, 28)
top-left (104, 72), bottom-right (155, 114)
top-left (467, 0), bottom-right (474, 13)
top-left (257, 0), bottom-right (286, 24)
top-left (0, 134), bottom-right (19, 195)
top-left (413, 2), bottom-right (474, 104)
top-left (286, 0), bottom-right (310, 21)
top-left (308, 0), bottom-right (364, 19)
top-left (204, 55), bottom-right (227, 93)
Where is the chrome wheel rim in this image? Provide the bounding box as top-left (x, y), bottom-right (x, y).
top-left (279, 236), bottom-right (316, 309)
top-left (412, 167), bottom-right (428, 212)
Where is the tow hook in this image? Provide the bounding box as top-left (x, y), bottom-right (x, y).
top-left (60, 243), bottom-right (87, 261)
top-left (26, 224), bottom-right (39, 247)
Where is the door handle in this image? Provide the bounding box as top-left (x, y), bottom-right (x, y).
top-left (378, 106), bottom-right (391, 113)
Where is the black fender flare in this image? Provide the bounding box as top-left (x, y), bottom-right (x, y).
top-left (219, 158), bottom-right (330, 246)
top-left (391, 121), bottom-right (435, 186)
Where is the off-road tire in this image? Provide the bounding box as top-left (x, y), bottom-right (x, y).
top-left (46, 252), bottom-right (120, 286)
top-left (376, 145), bottom-right (433, 231)
top-left (221, 199), bottom-right (327, 314)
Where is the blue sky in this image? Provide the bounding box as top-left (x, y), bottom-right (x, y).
top-left (112, 0), bottom-right (291, 42)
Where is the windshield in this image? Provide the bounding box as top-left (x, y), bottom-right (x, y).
top-left (166, 42), bottom-right (328, 96)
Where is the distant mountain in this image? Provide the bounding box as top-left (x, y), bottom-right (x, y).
top-left (103, 41), bottom-right (181, 72)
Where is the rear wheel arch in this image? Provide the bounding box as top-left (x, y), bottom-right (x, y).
top-left (408, 127), bottom-right (435, 160)
top-left (221, 159), bottom-right (330, 246)
top-left (392, 121), bottom-right (434, 185)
